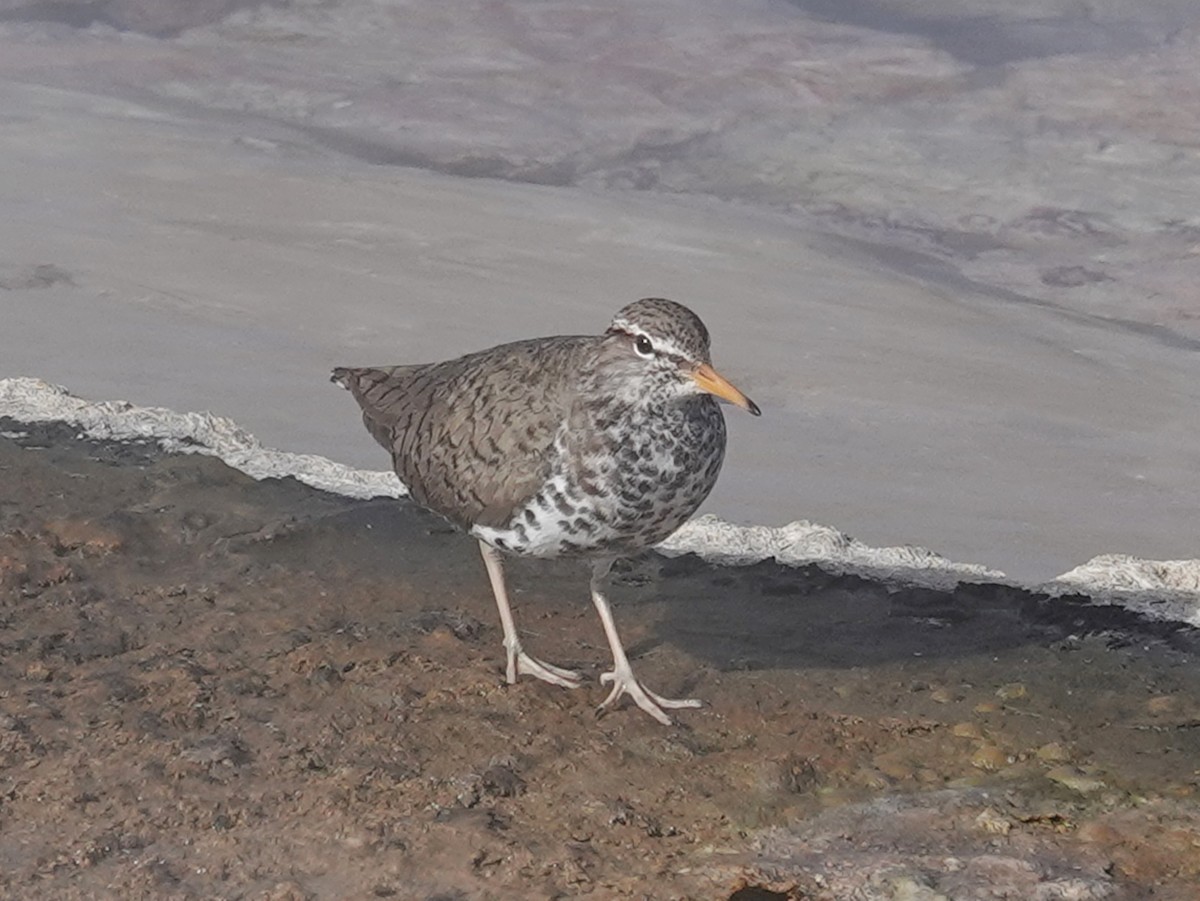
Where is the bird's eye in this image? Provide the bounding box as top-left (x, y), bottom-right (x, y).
top-left (634, 335), bottom-right (654, 357)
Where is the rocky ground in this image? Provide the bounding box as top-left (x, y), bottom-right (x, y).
top-left (2, 422), bottom-right (1199, 899)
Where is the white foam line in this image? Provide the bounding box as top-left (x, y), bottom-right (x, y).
top-left (1044, 556), bottom-right (1200, 627)
top-left (0, 377), bottom-right (402, 500)
top-left (3, 376), bottom-right (1199, 625)
top-left (656, 515), bottom-right (1004, 589)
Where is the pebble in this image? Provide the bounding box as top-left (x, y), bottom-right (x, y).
top-left (970, 746), bottom-right (1010, 772)
top-left (260, 882), bottom-right (310, 901)
top-left (888, 874), bottom-right (951, 901)
top-left (855, 767), bottom-right (892, 790)
top-left (44, 517), bottom-right (123, 554)
top-left (951, 722), bottom-right (983, 740)
top-left (995, 682), bottom-right (1027, 701)
top-left (1036, 742), bottom-right (1072, 763)
top-left (24, 660), bottom-right (52, 682)
top-left (1046, 766), bottom-right (1107, 795)
top-left (974, 807), bottom-right (1013, 835)
top-left (1146, 695), bottom-right (1177, 715)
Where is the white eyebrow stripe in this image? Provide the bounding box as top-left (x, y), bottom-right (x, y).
top-left (610, 319), bottom-right (689, 360)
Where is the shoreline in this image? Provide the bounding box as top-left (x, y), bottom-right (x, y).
top-left (4, 374), bottom-right (1198, 626)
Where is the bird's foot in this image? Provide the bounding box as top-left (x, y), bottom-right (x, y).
top-left (506, 643), bottom-right (583, 689)
top-left (598, 664), bottom-right (703, 725)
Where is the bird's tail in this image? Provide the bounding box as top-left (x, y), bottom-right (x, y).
top-left (330, 365), bottom-right (414, 452)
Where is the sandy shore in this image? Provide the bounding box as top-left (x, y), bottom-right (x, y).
top-left (2, 421), bottom-right (1199, 899)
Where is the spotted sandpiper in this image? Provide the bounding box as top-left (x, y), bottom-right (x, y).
top-left (333, 298), bottom-right (759, 724)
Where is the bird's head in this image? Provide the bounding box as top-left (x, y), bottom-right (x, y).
top-left (599, 298), bottom-right (761, 415)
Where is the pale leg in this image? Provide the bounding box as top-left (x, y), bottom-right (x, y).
top-left (479, 541), bottom-right (582, 688)
top-left (591, 559), bottom-right (702, 725)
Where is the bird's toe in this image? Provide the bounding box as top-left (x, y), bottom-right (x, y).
top-left (598, 666), bottom-right (700, 725)
top-left (515, 650), bottom-right (583, 689)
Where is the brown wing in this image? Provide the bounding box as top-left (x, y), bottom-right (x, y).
top-left (332, 335), bottom-right (593, 529)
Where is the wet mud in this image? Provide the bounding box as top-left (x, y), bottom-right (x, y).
top-left (1, 421), bottom-right (1198, 899)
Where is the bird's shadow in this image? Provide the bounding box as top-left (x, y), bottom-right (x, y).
top-left (263, 498), bottom-right (1198, 675)
top-left (634, 553), bottom-right (1199, 672)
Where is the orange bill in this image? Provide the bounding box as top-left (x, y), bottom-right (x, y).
top-left (691, 363), bottom-right (761, 416)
